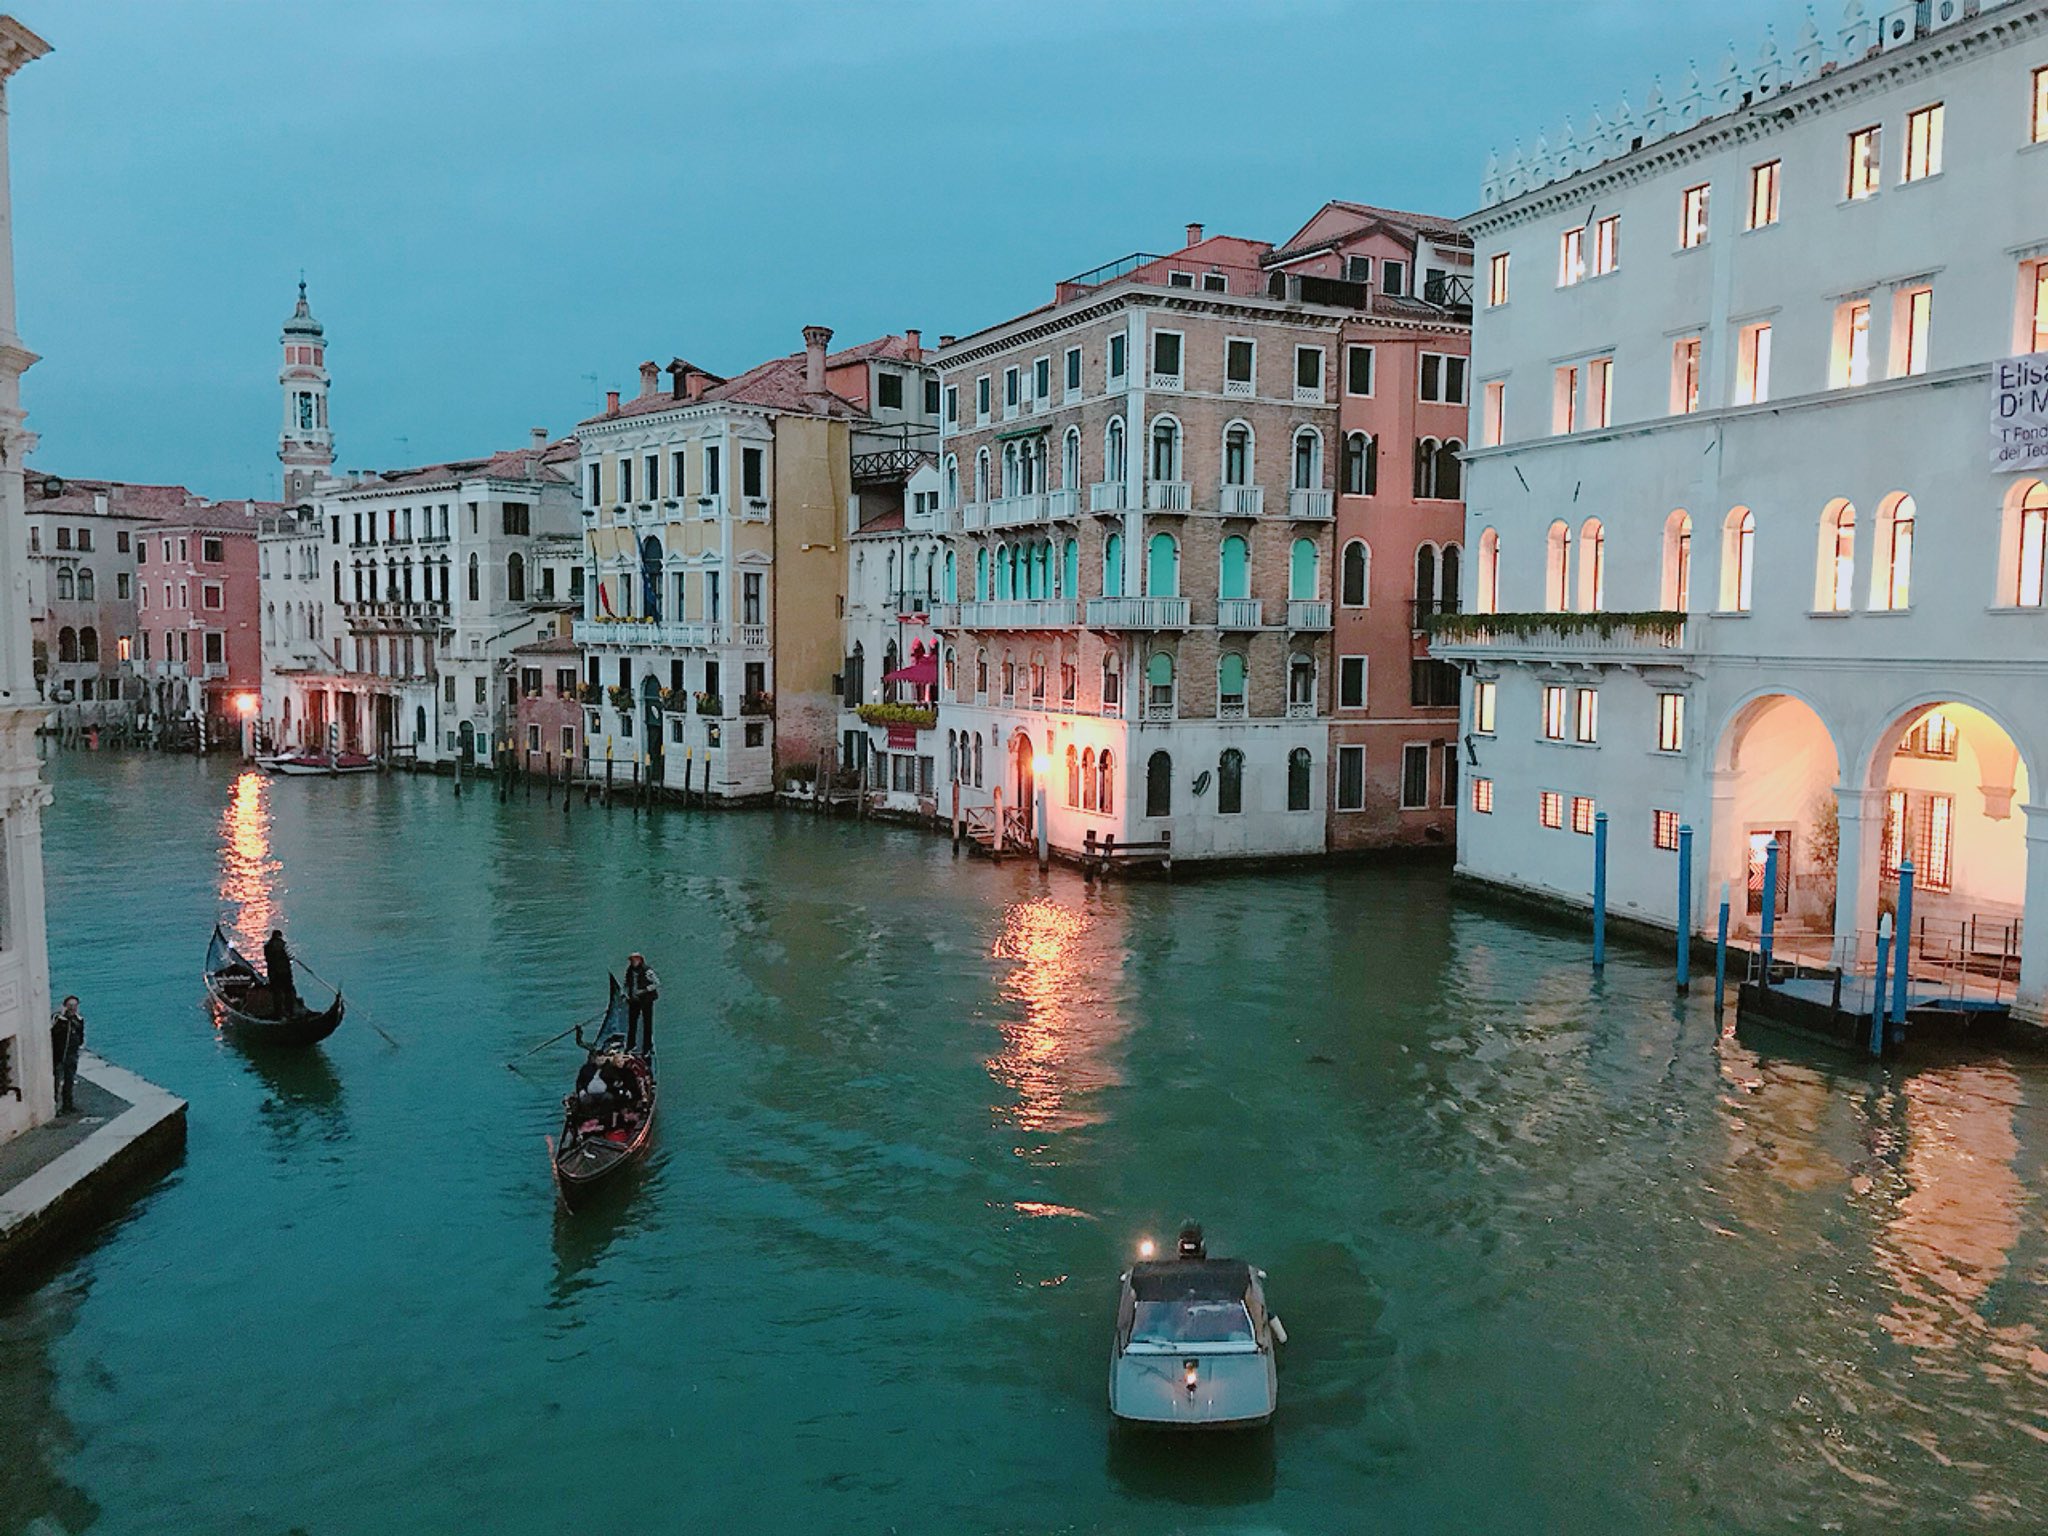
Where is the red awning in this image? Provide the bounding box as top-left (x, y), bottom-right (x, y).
top-left (882, 654), bottom-right (938, 686)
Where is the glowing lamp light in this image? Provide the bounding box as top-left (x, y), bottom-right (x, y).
top-left (1137, 1237), bottom-right (1156, 1259)
top-left (1183, 1360), bottom-right (1199, 1392)
top-left (234, 693), bottom-right (259, 717)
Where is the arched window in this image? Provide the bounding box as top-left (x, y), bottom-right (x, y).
top-left (1577, 518), bottom-right (1605, 611)
top-left (1288, 747), bottom-right (1313, 812)
top-left (943, 454), bottom-right (959, 508)
top-left (1062, 538), bottom-right (1078, 600)
top-left (1341, 540), bottom-right (1370, 606)
top-left (1064, 743), bottom-right (1080, 806)
top-left (943, 645), bottom-right (956, 694)
top-left (2013, 480), bottom-right (2048, 606)
top-left (1001, 651), bottom-right (1016, 696)
top-left (995, 541), bottom-right (1012, 600)
top-left (1081, 747), bottom-right (1096, 811)
top-left (1290, 538), bottom-right (1319, 601)
top-left (1545, 521), bottom-right (1571, 612)
top-left (1062, 427), bottom-right (1080, 489)
top-left (944, 549), bottom-right (957, 604)
top-left (76, 567), bottom-right (95, 600)
top-left (1145, 751), bottom-right (1173, 817)
top-left (1439, 543), bottom-right (1461, 613)
top-left (1437, 439), bottom-right (1464, 501)
top-left (1661, 511), bottom-right (1693, 610)
top-left (1414, 543), bottom-right (1438, 620)
top-left (57, 626), bottom-right (77, 662)
top-left (975, 647), bottom-right (988, 696)
top-left (975, 547), bottom-right (989, 601)
top-left (1477, 528), bottom-right (1500, 614)
top-left (508, 551), bottom-right (527, 604)
top-left (1103, 531), bottom-right (1124, 598)
top-left (1218, 651), bottom-right (1246, 713)
top-left (1871, 493), bottom-right (1914, 611)
top-left (1104, 417), bottom-right (1126, 483)
top-left (467, 552), bottom-right (480, 602)
top-left (1218, 748), bottom-right (1245, 815)
top-left (1146, 651), bottom-right (1175, 715)
top-left (1342, 431), bottom-right (1377, 496)
top-left (1815, 499), bottom-right (1856, 611)
top-left (79, 626), bottom-right (98, 663)
top-left (1000, 441), bottom-right (1019, 498)
top-left (1101, 652), bottom-right (1122, 714)
top-left (1292, 428), bottom-right (1323, 490)
top-left (1415, 436), bottom-right (1441, 498)
top-left (973, 732), bottom-right (984, 787)
top-left (1722, 507), bottom-right (1756, 612)
top-left (1223, 423), bottom-right (1252, 486)
top-left (1146, 533), bottom-right (1178, 597)
top-left (55, 567), bottom-right (73, 600)
top-left (1288, 652), bottom-right (1316, 710)
top-left (947, 729), bottom-right (958, 783)
top-left (974, 447), bottom-right (990, 504)
top-left (1219, 535), bottom-right (1250, 600)
top-left (265, 602), bottom-right (276, 644)
top-left (1149, 416), bottom-right (1182, 482)
top-left (1098, 749), bottom-right (1115, 813)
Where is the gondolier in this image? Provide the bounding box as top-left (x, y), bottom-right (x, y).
top-left (623, 952), bottom-right (659, 1061)
top-left (264, 929), bottom-right (298, 1015)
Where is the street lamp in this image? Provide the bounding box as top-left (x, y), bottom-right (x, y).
top-left (234, 691), bottom-right (259, 760)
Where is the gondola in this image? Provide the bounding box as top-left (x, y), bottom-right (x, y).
top-left (203, 924), bottom-right (346, 1045)
top-left (550, 976), bottom-right (656, 1210)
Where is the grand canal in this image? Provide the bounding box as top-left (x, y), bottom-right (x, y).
top-left (4, 753), bottom-right (2047, 1533)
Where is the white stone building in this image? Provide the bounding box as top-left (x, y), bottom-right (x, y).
top-left (256, 503), bottom-right (335, 747)
top-left (1442, 0), bottom-right (2048, 1018)
top-left (838, 459), bottom-right (944, 812)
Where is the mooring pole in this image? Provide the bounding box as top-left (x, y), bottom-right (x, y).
top-left (1676, 822), bottom-right (1693, 992)
top-left (1035, 776), bottom-right (1049, 869)
top-left (1891, 857), bottom-right (1915, 1038)
top-left (1591, 811), bottom-right (1609, 973)
top-left (1714, 880), bottom-right (1731, 1015)
top-left (1759, 837), bottom-right (1780, 988)
top-left (951, 781), bottom-right (961, 847)
top-left (1870, 912), bottom-right (1893, 1058)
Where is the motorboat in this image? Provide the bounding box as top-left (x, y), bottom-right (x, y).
top-left (259, 750), bottom-right (378, 776)
top-left (1109, 1225), bottom-right (1284, 1430)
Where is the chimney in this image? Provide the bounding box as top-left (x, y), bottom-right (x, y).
top-left (93, 491), bottom-right (108, 515)
top-left (939, 334), bottom-right (956, 348)
top-left (637, 360), bottom-right (660, 398)
top-left (531, 426), bottom-right (548, 453)
top-left (905, 328), bottom-right (922, 360)
top-left (1185, 222), bottom-right (1204, 247)
top-left (802, 324), bottom-right (832, 395)
top-left (605, 389), bottom-right (620, 417)
top-left (683, 369), bottom-right (710, 402)
top-left (666, 361), bottom-right (687, 400)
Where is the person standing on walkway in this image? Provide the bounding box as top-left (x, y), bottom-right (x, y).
top-left (49, 995), bottom-right (85, 1115)
top-left (623, 952), bottom-right (660, 1062)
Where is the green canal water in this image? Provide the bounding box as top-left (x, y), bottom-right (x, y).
top-left (5, 754), bottom-right (2048, 1534)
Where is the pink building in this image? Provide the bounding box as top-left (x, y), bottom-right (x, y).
top-left (135, 502), bottom-right (267, 738)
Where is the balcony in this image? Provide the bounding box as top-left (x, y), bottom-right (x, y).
top-left (959, 502), bottom-right (987, 530)
top-left (1143, 700), bottom-right (1177, 722)
top-left (1287, 600), bottom-right (1332, 630)
top-left (1150, 370), bottom-right (1183, 392)
top-left (575, 617), bottom-right (712, 648)
top-left (1287, 488), bottom-right (1334, 520)
top-left (1223, 376), bottom-right (1255, 400)
top-left (1046, 488), bottom-right (1080, 521)
top-left (1219, 485), bottom-right (1264, 518)
top-left (1285, 700), bottom-right (1317, 719)
top-left (1218, 699), bottom-right (1247, 720)
top-left (1425, 612), bottom-right (1691, 668)
top-left (988, 493), bottom-right (1048, 528)
top-left (933, 600), bottom-right (1078, 630)
top-left (1145, 480), bottom-right (1191, 513)
top-left (1293, 383), bottom-right (1326, 405)
top-left (1089, 481), bottom-right (1128, 514)
top-left (1086, 596), bottom-right (1190, 630)
top-left (1217, 598), bottom-right (1263, 629)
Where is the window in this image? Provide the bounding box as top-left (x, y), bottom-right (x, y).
top-left (1671, 337), bottom-right (1701, 415)
top-left (1003, 366), bottom-right (1020, 412)
top-left (1819, 499), bottom-right (1857, 611)
top-left (1735, 323), bottom-right (1771, 405)
top-left (1218, 652), bottom-right (1246, 713)
top-left (2020, 482), bottom-right (2048, 606)
top-left (1342, 432), bottom-right (1375, 496)
top-left (975, 375), bottom-right (991, 421)
top-left (1341, 539), bottom-right (1369, 605)
top-left (1848, 125), bottom-right (1882, 200)
top-left (1288, 748), bottom-right (1313, 812)
top-left (703, 445), bottom-right (721, 495)
top-left (1898, 287), bottom-right (1932, 377)
top-left (1336, 745), bottom-right (1366, 811)
top-left (204, 631), bottom-right (224, 666)
top-left (1559, 225), bottom-right (1586, 287)
top-left (1472, 680), bottom-right (1496, 734)
top-left (1723, 508), bottom-right (1756, 612)
top-left (1033, 356), bottom-right (1051, 402)
top-left (1294, 347), bottom-right (1324, 400)
top-left (1482, 380), bottom-right (1506, 446)
top-left (1221, 338), bottom-right (1254, 398)
top-left (1217, 749), bottom-right (1244, 815)
top-left (1167, 270), bottom-right (1194, 289)
top-left (1587, 357), bottom-right (1613, 429)
top-left (1571, 796), bottom-right (1596, 835)
top-left (1653, 810), bottom-right (1681, 851)
top-left (1145, 751), bottom-right (1172, 817)
top-left (1410, 659), bottom-right (1459, 708)
top-left (1395, 744), bottom-right (1429, 809)
top-left (1573, 688), bottom-right (1598, 744)
top-left (1746, 160), bottom-right (1781, 229)
top-left (1487, 251), bottom-right (1510, 307)
top-left (1553, 365), bottom-right (1579, 434)
top-left (1680, 184), bottom-right (1710, 249)
top-left (1899, 709), bottom-right (1958, 759)
top-left (876, 371), bottom-right (904, 410)
top-left (1657, 692), bottom-right (1685, 753)
top-left (1539, 789), bottom-right (1564, 829)
top-left (1592, 215), bottom-right (1619, 276)
top-left (1543, 685), bottom-right (1568, 740)
top-left (1833, 299), bottom-right (1872, 388)
top-left (1202, 272), bottom-right (1227, 293)
top-left (202, 537), bottom-right (224, 563)
top-left (1108, 334), bottom-right (1126, 382)
top-left (1903, 103), bottom-right (1943, 182)
top-left (1339, 655), bottom-right (1367, 709)
top-left (1345, 344), bottom-right (1374, 396)
top-left (618, 457), bottom-right (634, 504)
top-left (202, 582), bottom-right (223, 611)
top-left (742, 447), bottom-right (765, 499)
top-left (1876, 493), bottom-right (1915, 610)
top-left (1419, 353), bottom-right (1467, 405)
top-left (1472, 777), bottom-right (1494, 814)
top-left (1381, 259), bottom-right (1408, 297)
top-left (2026, 259), bottom-right (2048, 354)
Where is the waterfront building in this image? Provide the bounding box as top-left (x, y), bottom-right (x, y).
top-left (932, 211), bottom-right (1470, 862)
top-left (0, 15), bottom-right (53, 1142)
top-left (134, 499), bottom-right (264, 738)
top-left (1443, 0), bottom-right (2048, 1017)
top-left (837, 458), bottom-right (944, 812)
top-left (256, 503), bottom-right (336, 748)
top-left (509, 628), bottom-right (584, 778)
top-left (574, 330), bottom-right (938, 800)
top-left (19, 474), bottom-right (150, 720)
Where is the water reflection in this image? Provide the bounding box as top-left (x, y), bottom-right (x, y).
top-left (238, 1040), bottom-right (347, 1151)
top-left (985, 895), bottom-right (1128, 1155)
top-left (218, 769), bottom-right (279, 946)
top-left (0, 1278), bottom-right (102, 1534)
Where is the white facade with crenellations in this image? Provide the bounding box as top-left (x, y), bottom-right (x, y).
top-left (1444, 0), bottom-right (2048, 1020)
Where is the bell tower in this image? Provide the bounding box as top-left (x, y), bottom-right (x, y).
top-left (278, 278), bottom-right (332, 506)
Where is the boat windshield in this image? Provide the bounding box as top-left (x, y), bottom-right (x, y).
top-left (1128, 1297), bottom-right (1254, 1347)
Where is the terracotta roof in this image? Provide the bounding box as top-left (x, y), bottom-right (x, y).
top-left (851, 507), bottom-right (906, 536)
top-left (336, 438), bottom-right (577, 496)
top-left (581, 338), bottom-right (897, 428)
top-left (25, 474), bottom-right (274, 526)
top-left (513, 633), bottom-right (582, 656)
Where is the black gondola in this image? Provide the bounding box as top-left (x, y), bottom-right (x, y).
top-left (550, 976), bottom-right (656, 1210)
top-left (203, 924), bottom-right (346, 1046)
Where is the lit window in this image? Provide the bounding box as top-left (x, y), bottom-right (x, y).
top-left (1724, 509), bottom-right (1757, 613)
top-left (1472, 777), bottom-right (1494, 814)
top-left (1488, 251), bottom-right (1510, 307)
top-left (2028, 261), bottom-right (2048, 354)
top-left (1574, 688), bottom-right (1598, 744)
top-left (2035, 66), bottom-right (2048, 144)
top-left (1553, 364), bottom-right (1579, 434)
top-left (1587, 357), bottom-right (1613, 429)
top-left (2017, 482), bottom-right (2048, 606)
top-left (1735, 323), bottom-right (1772, 406)
top-left (1539, 789), bottom-right (1564, 829)
top-left (1879, 494), bottom-right (1915, 611)
top-left (1848, 125), bottom-right (1882, 200)
top-left (1559, 225), bottom-right (1586, 287)
top-left (1680, 184), bottom-right (1710, 249)
top-left (1903, 103), bottom-right (1943, 182)
top-left (1653, 810), bottom-right (1681, 851)
top-left (1822, 500), bottom-right (1857, 612)
top-left (1834, 299), bottom-right (1872, 388)
top-left (1542, 685), bottom-right (1568, 740)
top-left (1592, 215), bottom-right (1619, 276)
top-left (1671, 337), bottom-right (1701, 415)
top-left (1658, 692), bottom-right (1685, 752)
top-left (1482, 380), bottom-right (1506, 446)
top-left (1571, 796), bottom-right (1596, 834)
top-left (1473, 679), bottom-right (1496, 734)
top-left (1746, 160), bottom-right (1781, 229)
top-left (1899, 287), bottom-right (1933, 377)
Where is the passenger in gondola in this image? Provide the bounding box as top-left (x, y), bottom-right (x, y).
top-left (263, 929), bottom-right (298, 1015)
top-left (623, 952), bottom-right (659, 1061)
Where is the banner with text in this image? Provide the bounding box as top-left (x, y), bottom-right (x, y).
top-left (1993, 356), bottom-right (2048, 472)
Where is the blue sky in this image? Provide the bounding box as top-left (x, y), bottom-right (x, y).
top-left (17, 0), bottom-right (1789, 498)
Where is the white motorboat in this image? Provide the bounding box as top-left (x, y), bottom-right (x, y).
top-left (1109, 1226), bottom-right (1284, 1431)
top-left (258, 750), bottom-right (378, 776)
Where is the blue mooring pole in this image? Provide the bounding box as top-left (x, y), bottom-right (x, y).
top-left (1714, 881), bottom-right (1731, 1014)
top-left (1891, 858), bottom-right (1915, 1043)
top-left (1592, 811), bottom-right (1609, 972)
top-left (1759, 837), bottom-right (1780, 988)
top-left (1870, 912), bottom-right (1893, 1058)
top-left (1676, 823), bottom-right (1694, 992)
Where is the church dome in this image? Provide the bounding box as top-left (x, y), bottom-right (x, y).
top-left (283, 279), bottom-right (323, 339)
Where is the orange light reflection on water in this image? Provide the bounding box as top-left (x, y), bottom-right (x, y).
top-left (220, 769), bottom-right (280, 947)
top-left (985, 896), bottom-right (1126, 1157)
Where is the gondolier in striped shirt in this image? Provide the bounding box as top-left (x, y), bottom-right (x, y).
top-left (623, 952), bottom-right (659, 1062)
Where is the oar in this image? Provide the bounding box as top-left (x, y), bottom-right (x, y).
top-left (285, 946), bottom-right (400, 1049)
top-left (506, 1010), bottom-right (606, 1071)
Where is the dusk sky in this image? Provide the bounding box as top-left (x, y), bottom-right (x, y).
top-left (19, 0), bottom-right (1789, 500)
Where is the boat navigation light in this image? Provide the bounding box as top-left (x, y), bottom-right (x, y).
top-left (1183, 1359), bottom-right (1198, 1393)
top-left (1137, 1237), bottom-right (1156, 1259)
